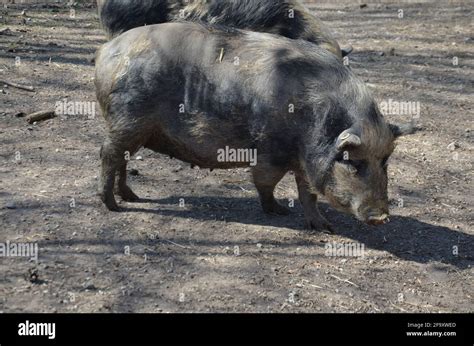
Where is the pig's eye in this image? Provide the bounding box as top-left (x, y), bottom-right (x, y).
top-left (346, 160), bottom-right (365, 171)
top-left (337, 159), bottom-right (365, 174)
top-left (382, 156), bottom-right (390, 167)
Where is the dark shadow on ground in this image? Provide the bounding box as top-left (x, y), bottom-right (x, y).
top-left (100, 195), bottom-right (474, 269)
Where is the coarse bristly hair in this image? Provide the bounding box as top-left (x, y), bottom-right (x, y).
top-left (98, 0), bottom-right (342, 57)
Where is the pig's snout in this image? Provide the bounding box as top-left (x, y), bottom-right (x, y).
top-left (366, 212), bottom-right (390, 226)
top-left (356, 203), bottom-right (390, 226)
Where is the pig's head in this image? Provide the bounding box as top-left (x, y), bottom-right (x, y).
top-left (305, 101), bottom-right (416, 226)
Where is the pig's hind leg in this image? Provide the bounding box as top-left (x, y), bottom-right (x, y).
top-left (99, 130), bottom-right (142, 211)
top-left (252, 163), bottom-right (290, 216)
top-left (99, 138), bottom-right (121, 211)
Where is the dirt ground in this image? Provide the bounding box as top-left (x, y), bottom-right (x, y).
top-left (0, 1), bottom-right (472, 313)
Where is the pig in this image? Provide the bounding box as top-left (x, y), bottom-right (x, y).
top-left (97, 0), bottom-right (352, 59)
top-left (95, 22), bottom-right (414, 231)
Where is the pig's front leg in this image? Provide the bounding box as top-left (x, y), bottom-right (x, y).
top-left (252, 162), bottom-right (291, 216)
top-left (295, 173), bottom-right (333, 232)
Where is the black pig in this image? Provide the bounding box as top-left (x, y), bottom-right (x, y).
top-left (95, 23), bottom-right (413, 230)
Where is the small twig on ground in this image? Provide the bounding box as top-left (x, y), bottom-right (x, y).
top-left (300, 279), bottom-right (324, 289)
top-left (32, 194), bottom-right (49, 199)
top-left (239, 186), bottom-right (251, 193)
top-left (26, 110), bottom-right (56, 124)
top-left (329, 274), bottom-right (359, 288)
top-left (309, 283), bottom-right (323, 289)
top-left (218, 48), bottom-right (225, 62)
top-left (223, 178), bottom-right (245, 184)
top-left (440, 202), bottom-right (455, 209)
top-left (162, 239), bottom-right (188, 249)
top-left (389, 300), bottom-right (408, 312)
top-left (0, 79), bottom-right (35, 92)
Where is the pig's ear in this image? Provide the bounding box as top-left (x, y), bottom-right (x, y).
top-left (389, 123), bottom-right (419, 138)
top-left (341, 45), bottom-right (353, 57)
top-left (336, 130), bottom-right (361, 151)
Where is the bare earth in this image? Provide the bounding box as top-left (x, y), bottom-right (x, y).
top-left (0, 1), bottom-right (472, 313)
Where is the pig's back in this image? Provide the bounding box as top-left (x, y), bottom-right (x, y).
top-left (97, 22), bottom-right (342, 116)
top-left (94, 22), bottom-right (354, 168)
top-left (95, 21), bottom-right (350, 144)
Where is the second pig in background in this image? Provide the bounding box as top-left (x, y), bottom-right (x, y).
top-left (96, 0), bottom-right (352, 59)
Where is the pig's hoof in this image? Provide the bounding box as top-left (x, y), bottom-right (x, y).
top-left (263, 201), bottom-right (291, 215)
top-left (118, 186), bottom-right (140, 202)
top-left (104, 201), bottom-right (121, 212)
top-left (306, 217), bottom-right (333, 233)
top-left (101, 194), bottom-right (121, 211)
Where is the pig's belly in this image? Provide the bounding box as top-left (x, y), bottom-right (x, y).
top-left (143, 120), bottom-right (255, 169)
